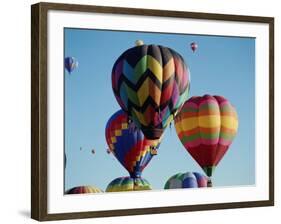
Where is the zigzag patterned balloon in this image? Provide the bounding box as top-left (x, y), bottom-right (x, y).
top-left (105, 110), bottom-right (161, 178)
top-left (174, 95), bottom-right (238, 177)
top-left (112, 44), bottom-right (190, 139)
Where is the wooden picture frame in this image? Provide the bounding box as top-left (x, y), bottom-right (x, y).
top-left (31, 2), bottom-right (274, 221)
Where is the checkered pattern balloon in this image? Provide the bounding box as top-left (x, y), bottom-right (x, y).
top-left (105, 110), bottom-right (161, 178)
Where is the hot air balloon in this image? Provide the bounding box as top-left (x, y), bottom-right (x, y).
top-left (135, 39), bottom-right (144, 46)
top-left (65, 56), bottom-right (78, 74)
top-left (190, 42), bottom-right (198, 53)
top-left (174, 95), bottom-right (238, 186)
top-left (111, 44), bottom-right (191, 139)
top-left (164, 172), bottom-right (208, 189)
top-left (91, 149), bottom-right (95, 154)
top-left (106, 176), bottom-right (151, 192)
top-left (105, 110), bottom-right (161, 179)
top-left (66, 186), bottom-right (103, 194)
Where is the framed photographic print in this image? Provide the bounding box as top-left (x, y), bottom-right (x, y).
top-left (31, 2), bottom-right (274, 221)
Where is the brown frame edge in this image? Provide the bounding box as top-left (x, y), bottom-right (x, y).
top-left (31, 2), bottom-right (274, 221)
top-left (31, 3), bottom-right (48, 221)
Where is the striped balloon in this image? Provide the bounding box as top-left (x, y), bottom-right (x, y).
top-left (164, 172), bottom-right (208, 189)
top-left (66, 186), bottom-right (103, 194)
top-left (105, 110), bottom-right (161, 178)
top-left (112, 44), bottom-right (190, 139)
top-left (106, 176), bottom-right (151, 192)
top-left (174, 95), bottom-right (238, 177)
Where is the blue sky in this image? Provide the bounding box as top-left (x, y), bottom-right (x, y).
top-left (64, 28), bottom-right (255, 192)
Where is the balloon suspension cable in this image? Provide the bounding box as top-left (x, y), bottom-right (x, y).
top-left (158, 108), bottom-right (162, 123)
top-left (207, 177), bottom-right (213, 187)
top-left (128, 119), bottom-right (136, 132)
top-left (169, 112), bottom-right (175, 133)
top-left (133, 178), bottom-right (137, 191)
top-left (133, 177), bottom-right (141, 191)
top-left (150, 145), bottom-right (158, 156)
top-left (128, 118), bottom-right (132, 130)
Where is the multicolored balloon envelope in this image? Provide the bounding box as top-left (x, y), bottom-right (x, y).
top-left (111, 44), bottom-right (191, 139)
top-left (106, 176), bottom-right (151, 192)
top-left (164, 172), bottom-right (208, 189)
top-left (105, 110), bottom-right (161, 178)
top-left (65, 56), bottom-right (78, 74)
top-left (174, 95), bottom-right (238, 177)
top-left (66, 186), bottom-right (103, 194)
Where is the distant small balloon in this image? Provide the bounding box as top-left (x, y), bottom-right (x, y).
top-left (91, 149), bottom-right (95, 154)
top-left (190, 42), bottom-right (198, 52)
top-left (65, 57), bottom-right (78, 74)
top-left (135, 40), bottom-right (144, 46)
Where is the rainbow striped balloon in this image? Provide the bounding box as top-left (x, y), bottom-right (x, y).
top-left (174, 95), bottom-right (238, 177)
top-left (106, 176), bottom-right (151, 192)
top-left (66, 186), bottom-right (103, 194)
